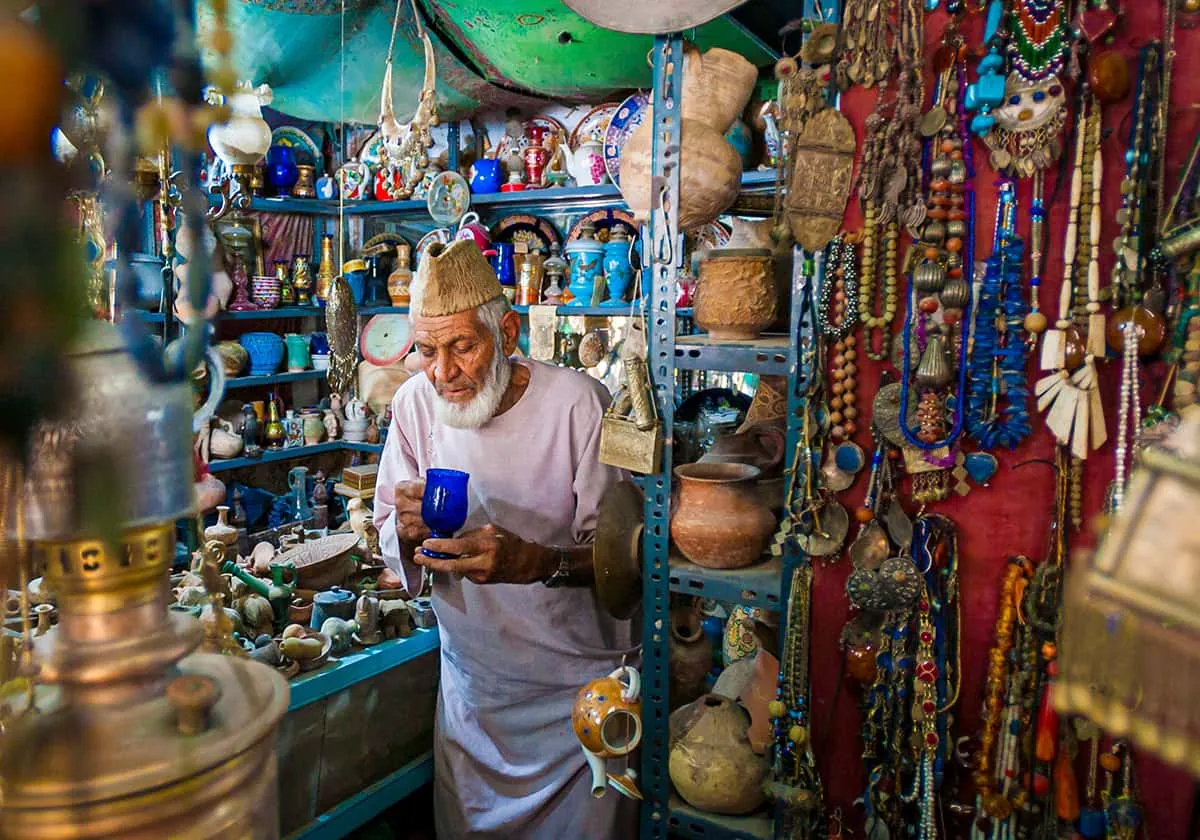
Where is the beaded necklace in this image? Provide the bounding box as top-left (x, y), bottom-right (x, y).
top-left (766, 564), bottom-right (824, 833)
top-left (896, 42), bottom-right (974, 504)
top-left (965, 181), bottom-right (1032, 450)
top-left (820, 236), bottom-right (862, 442)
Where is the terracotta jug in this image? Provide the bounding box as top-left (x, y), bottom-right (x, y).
top-left (669, 601), bottom-right (712, 710)
top-left (671, 463), bottom-right (775, 569)
top-left (571, 665), bottom-right (643, 800)
top-left (669, 694), bottom-right (768, 814)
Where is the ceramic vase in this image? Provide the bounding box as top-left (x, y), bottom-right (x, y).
top-left (693, 248), bottom-right (777, 340)
top-left (523, 126), bottom-right (549, 187)
top-left (388, 244), bottom-right (413, 306)
top-left (284, 334), bottom-right (311, 372)
top-left (564, 225), bottom-right (604, 307)
top-left (600, 225), bottom-right (633, 307)
top-left (668, 694), bottom-right (768, 814)
top-left (670, 463), bottom-right (775, 569)
top-left (204, 505), bottom-right (239, 566)
top-left (292, 255), bottom-right (313, 305)
top-left (302, 412), bottom-right (324, 445)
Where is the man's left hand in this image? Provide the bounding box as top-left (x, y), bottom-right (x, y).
top-left (415, 525), bottom-right (550, 585)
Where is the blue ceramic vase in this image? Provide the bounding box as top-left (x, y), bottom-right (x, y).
top-left (266, 145), bottom-right (299, 196)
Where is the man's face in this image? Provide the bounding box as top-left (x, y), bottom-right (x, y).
top-left (412, 306), bottom-right (521, 428)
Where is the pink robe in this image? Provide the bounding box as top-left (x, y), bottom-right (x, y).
top-left (374, 359), bottom-right (639, 839)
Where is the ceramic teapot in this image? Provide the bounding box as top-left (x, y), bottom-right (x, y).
top-left (205, 81), bottom-right (273, 166)
top-left (571, 665), bottom-right (643, 800)
top-left (562, 138), bottom-right (608, 187)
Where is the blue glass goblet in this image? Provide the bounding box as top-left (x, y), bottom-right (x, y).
top-left (421, 469), bottom-right (469, 560)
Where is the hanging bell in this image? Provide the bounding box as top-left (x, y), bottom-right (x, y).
top-left (915, 335), bottom-right (952, 390)
top-left (913, 261), bottom-right (947, 294)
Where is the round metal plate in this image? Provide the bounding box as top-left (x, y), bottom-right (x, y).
top-left (594, 480), bottom-right (644, 620)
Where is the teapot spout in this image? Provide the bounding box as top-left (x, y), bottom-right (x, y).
top-left (582, 746), bottom-right (608, 799)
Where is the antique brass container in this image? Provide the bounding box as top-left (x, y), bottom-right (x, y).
top-left (0, 323), bottom-right (289, 839)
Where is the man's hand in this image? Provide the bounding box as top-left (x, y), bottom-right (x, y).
top-left (393, 480), bottom-right (431, 545)
top-left (415, 524), bottom-right (551, 585)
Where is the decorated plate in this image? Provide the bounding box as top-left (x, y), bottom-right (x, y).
top-left (271, 126), bottom-right (321, 170)
top-left (360, 231), bottom-right (410, 259)
top-left (360, 315), bottom-right (413, 366)
top-left (604, 92), bottom-right (649, 185)
top-left (493, 114), bottom-right (567, 165)
top-left (415, 228), bottom-right (452, 268)
top-left (426, 171), bottom-right (471, 225)
top-left (490, 213), bottom-right (562, 256)
top-left (569, 102), bottom-right (620, 150)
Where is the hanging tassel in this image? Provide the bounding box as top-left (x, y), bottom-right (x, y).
top-left (1054, 743), bottom-right (1080, 820)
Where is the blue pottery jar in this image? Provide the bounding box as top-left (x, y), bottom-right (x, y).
top-left (309, 332), bottom-right (330, 355)
top-left (600, 224), bottom-right (634, 307)
top-left (266, 145), bottom-right (299, 196)
top-left (239, 332), bottom-right (285, 375)
top-left (342, 259), bottom-right (368, 305)
top-left (315, 173), bottom-right (337, 200)
top-left (564, 223), bottom-right (604, 307)
top-left (489, 242), bottom-right (516, 289)
top-left (469, 158), bottom-right (503, 194)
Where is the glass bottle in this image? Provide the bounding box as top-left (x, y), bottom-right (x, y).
top-left (315, 233), bottom-right (336, 306)
top-left (264, 396), bottom-right (285, 448)
top-left (516, 247), bottom-right (545, 306)
top-left (542, 243), bottom-right (567, 305)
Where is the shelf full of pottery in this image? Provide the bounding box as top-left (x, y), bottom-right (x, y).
top-left (183, 483), bottom-right (435, 686)
top-left (197, 371), bottom-right (394, 471)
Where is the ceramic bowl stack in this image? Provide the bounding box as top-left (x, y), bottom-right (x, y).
top-left (239, 332), bottom-right (285, 376)
top-left (251, 275), bottom-right (281, 309)
top-left (310, 332), bottom-right (330, 371)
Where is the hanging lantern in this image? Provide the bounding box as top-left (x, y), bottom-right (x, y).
top-left (0, 323), bottom-right (289, 839)
top-left (1057, 416), bottom-right (1200, 778)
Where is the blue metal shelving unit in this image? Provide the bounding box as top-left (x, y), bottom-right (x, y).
top-left (206, 441), bottom-right (344, 472)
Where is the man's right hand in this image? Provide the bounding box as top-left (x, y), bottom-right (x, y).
top-left (393, 480), bottom-right (431, 545)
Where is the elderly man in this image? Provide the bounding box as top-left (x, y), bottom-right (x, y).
top-left (374, 240), bottom-right (638, 839)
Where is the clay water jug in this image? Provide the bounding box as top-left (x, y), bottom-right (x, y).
top-left (670, 463), bottom-right (775, 569)
top-left (669, 694), bottom-right (768, 814)
top-left (669, 601), bottom-right (712, 710)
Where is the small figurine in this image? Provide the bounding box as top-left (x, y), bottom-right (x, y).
top-left (323, 409), bottom-right (340, 441)
top-left (353, 591), bottom-right (382, 646)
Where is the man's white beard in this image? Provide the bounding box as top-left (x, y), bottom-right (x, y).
top-left (433, 353), bottom-right (512, 429)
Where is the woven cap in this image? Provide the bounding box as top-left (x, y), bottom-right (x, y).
top-left (409, 240), bottom-right (504, 318)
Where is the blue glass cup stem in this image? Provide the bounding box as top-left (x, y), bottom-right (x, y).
top-left (421, 469), bottom-right (469, 560)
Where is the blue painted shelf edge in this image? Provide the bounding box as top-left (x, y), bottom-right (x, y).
top-left (206, 441), bottom-right (345, 472)
top-left (287, 628), bottom-right (439, 711)
top-left (225, 370), bottom-right (327, 389)
top-left (286, 751), bottom-right (434, 840)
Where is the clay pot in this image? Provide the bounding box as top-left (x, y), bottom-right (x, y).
top-left (725, 218), bottom-right (792, 328)
top-left (671, 463), bottom-right (775, 569)
top-left (693, 248), bottom-right (777, 340)
top-left (669, 694), bottom-right (768, 814)
top-left (669, 602), bottom-right (712, 710)
top-left (681, 46), bottom-right (759, 134)
top-left (619, 117), bottom-right (742, 231)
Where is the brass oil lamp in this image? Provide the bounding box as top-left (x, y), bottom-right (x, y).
top-left (0, 323), bottom-right (289, 838)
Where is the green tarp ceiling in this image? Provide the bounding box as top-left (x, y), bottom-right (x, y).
top-left (197, 0), bottom-right (777, 124)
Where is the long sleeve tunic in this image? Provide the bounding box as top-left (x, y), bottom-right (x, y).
top-left (374, 359), bottom-right (640, 839)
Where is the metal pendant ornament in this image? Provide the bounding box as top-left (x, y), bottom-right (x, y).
top-left (785, 108), bottom-right (856, 251)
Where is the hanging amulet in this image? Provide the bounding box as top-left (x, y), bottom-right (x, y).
top-left (1107, 306), bottom-right (1166, 357)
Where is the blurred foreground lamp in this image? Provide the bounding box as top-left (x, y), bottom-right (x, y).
top-left (0, 323), bottom-right (288, 839)
top-left (1057, 416), bottom-right (1200, 778)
